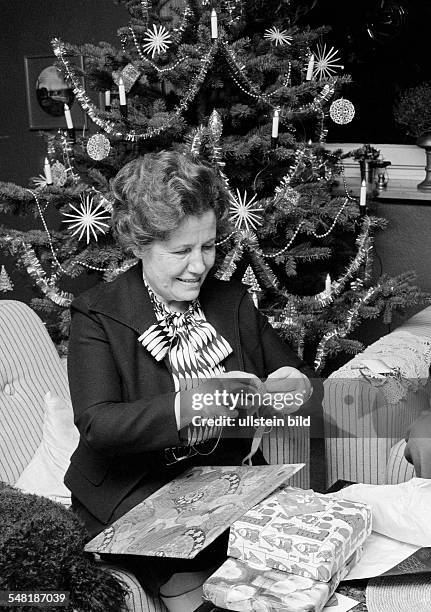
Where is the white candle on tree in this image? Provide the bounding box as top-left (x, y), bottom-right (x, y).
top-left (325, 273), bottom-right (331, 295)
top-left (306, 53), bottom-right (315, 80)
top-left (271, 108), bottom-right (280, 138)
top-left (44, 157), bottom-right (53, 185)
top-left (359, 179), bottom-right (367, 211)
top-left (211, 9), bottom-right (218, 39)
top-left (118, 77), bottom-right (127, 106)
top-left (104, 90), bottom-right (111, 109)
top-left (63, 103), bottom-right (73, 129)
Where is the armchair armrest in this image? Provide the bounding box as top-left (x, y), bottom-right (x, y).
top-left (323, 306), bottom-right (431, 488)
top-left (100, 563), bottom-right (168, 612)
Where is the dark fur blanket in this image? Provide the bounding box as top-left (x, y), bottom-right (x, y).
top-left (0, 483), bottom-right (126, 611)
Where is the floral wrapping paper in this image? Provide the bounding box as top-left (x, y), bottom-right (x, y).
top-left (228, 487), bottom-right (371, 581)
top-left (202, 548), bottom-right (363, 612)
top-left (84, 464), bottom-right (303, 558)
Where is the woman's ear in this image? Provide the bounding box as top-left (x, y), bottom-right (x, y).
top-left (131, 246), bottom-right (143, 259)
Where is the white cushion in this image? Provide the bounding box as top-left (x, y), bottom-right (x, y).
top-left (15, 392), bottom-right (79, 505)
top-left (333, 478), bottom-right (431, 547)
top-left (0, 301), bottom-right (70, 484)
top-left (397, 305), bottom-right (431, 340)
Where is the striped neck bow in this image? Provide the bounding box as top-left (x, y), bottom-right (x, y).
top-left (138, 280), bottom-right (233, 389)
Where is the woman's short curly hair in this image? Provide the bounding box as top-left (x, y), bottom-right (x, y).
top-left (111, 151), bottom-right (231, 255)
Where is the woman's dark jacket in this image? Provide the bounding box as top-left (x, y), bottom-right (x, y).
top-left (64, 262), bottom-right (309, 526)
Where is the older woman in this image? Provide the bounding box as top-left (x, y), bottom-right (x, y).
top-left (65, 151), bottom-right (312, 611)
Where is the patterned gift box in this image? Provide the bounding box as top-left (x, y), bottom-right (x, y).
top-left (228, 487), bottom-right (371, 582)
top-left (203, 548), bottom-right (362, 612)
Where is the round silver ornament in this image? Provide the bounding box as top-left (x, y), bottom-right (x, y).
top-left (329, 98), bottom-right (355, 125)
top-left (86, 133), bottom-right (111, 161)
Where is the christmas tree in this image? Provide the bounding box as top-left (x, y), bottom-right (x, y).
top-left (0, 0), bottom-right (424, 370)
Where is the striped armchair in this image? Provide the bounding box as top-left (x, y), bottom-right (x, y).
top-left (323, 305), bottom-right (431, 488)
top-left (0, 300), bottom-right (167, 612)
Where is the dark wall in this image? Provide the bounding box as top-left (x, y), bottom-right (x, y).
top-left (0, 0), bottom-right (128, 185)
top-left (353, 199), bottom-right (431, 349)
top-left (0, 0), bottom-right (128, 301)
top-left (302, 0), bottom-right (431, 144)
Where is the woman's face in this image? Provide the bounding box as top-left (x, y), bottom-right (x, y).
top-left (139, 210), bottom-right (217, 310)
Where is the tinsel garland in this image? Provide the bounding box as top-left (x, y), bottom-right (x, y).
top-left (2, 234), bottom-right (74, 308)
top-left (58, 132), bottom-right (79, 183)
top-left (363, 234), bottom-right (374, 283)
top-left (278, 215), bottom-right (374, 307)
top-left (274, 149), bottom-right (308, 197)
top-left (296, 81), bottom-right (337, 114)
top-left (233, 213), bottom-right (377, 361)
top-left (125, 3), bottom-right (192, 56)
top-left (214, 197), bottom-right (354, 286)
top-left (220, 41), bottom-right (292, 105)
top-left (328, 216), bottom-right (374, 297)
top-left (26, 189), bottom-right (133, 275)
top-left (221, 38), bottom-right (335, 140)
top-left (266, 215), bottom-right (385, 369)
top-left (248, 246), bottom-right (280, 289)
top-left (20, 243), bottom-right (74, 307)
top-left (314, 284), bottom-right (382, 371)
top-left (215, 242), bottom-right (244, 280)
top-left (127, 26), bottom-right (186, 73)
top-left (197, 122), bottom-right (368, 301)
top-left (54, 31), bottom-right (334, 143)
top-left (273, 143), bottom-right (348, 203)
top-left (140, 0), bottom-right (149, 28)
top-left (190, 126), bottom-right (205, 158)
top-left (52, 37), bottom-right (217, 141)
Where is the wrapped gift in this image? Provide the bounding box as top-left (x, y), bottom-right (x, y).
top-left (228, 487), bottom-right (371, 582)
top-left (203, 548), bottom-right (362, 612)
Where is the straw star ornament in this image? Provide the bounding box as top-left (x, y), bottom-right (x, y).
top-left (62, 193), bottom-right (111, 244)
top-left (264, 27), bottom-right (292, 46)
top-left (313, 44), bottom-right (343, 80)
top-left (228, 189), bottom-right (263, 231)
top-left (142, 24), bottom-right (172, 57)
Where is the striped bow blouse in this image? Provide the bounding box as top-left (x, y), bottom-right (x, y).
top-left (138, 278), bottom-right (233, 458)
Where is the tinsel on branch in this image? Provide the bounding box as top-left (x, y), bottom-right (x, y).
top-left (0, 265), bottom-right (13, 292)
top-left (0, 0), bottom-right (427, 372)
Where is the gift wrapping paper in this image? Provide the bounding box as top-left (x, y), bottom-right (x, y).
top-left (228, 487), bottom-right (371, 582)
top-left (85, 464), bottom-right (303, 558)
top-left (203, 548), bottom-right (362, 612)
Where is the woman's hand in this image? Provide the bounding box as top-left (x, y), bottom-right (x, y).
top-left (178, 371), bottom-right (262, 429)
top-left (261, 366), bottom-right (312, 416)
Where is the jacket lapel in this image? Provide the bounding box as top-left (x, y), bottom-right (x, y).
top-left (88, 264), bottom-right (244, 370)
top-left (89, 261), bottom-right (157, 335)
